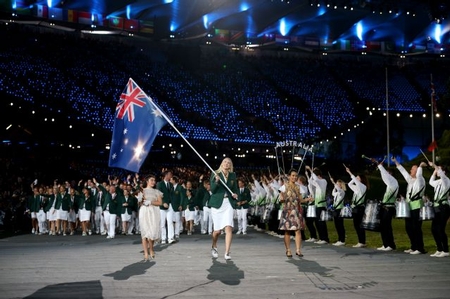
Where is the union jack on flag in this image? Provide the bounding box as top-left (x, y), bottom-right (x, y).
top-left (108, 78), bottom-right (168, 172)
top-left (116, 81), bottom-right (147, 122)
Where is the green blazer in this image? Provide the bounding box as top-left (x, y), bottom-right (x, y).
top-left (156, 180), bottom-right (172, 210)
top-left (172, 184), bottom-right (183, 211)
top-left (28, 194), bottom-right (41, 213)
top-left (119, 195), bottom-right (137, 214)
top-left (78, 195), bottom-right (93, 211)
top-left (195, 185), bottom-right (207, 210)
top-left (44, 194), bottom-right (55, 212)
top-left (209, 171), bottom-right (238, 209)
top-left (55, 191), bottom-right (71, 211)
top-left (237, 187), bottom-right (251, 209)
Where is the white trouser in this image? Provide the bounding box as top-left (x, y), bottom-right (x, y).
top-left (128, 211), bottom-right (137, 234)
top-left (172, 210), bottom-right (181, 237)
top-left (236, 208), bottom-right (248, 233)
top-left (37, 209), bottom-right (47, 233)
top-left (104, 211), bottom-right (116, 237)
top-left (94, 206), bottom-right (105, 234)
top-left (202, 207), bottom-right (213, 234)
top-left (160, 207), bottom-right (174, 241)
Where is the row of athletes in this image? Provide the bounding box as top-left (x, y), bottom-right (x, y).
top-left (26, 172), bottom-right (253, 243)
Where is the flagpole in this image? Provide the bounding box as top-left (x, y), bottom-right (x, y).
top-left (135, 81), bottom-right (236, 195)
top-left (291, 144), bottom-right (295, 170)
top-left (274, 146), bottom-right (281, 177)
top-left (385, 67), bottom-right (390, 167)
top-left (430, 74), bottom-right (436, 164)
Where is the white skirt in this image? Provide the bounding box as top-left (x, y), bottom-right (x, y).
top-left (47, 207), bottom-right (57, 221)
top-left (185, 209), bottom-right (195, 221)
top-left (121, 212), bottom-right (132, 222)
top-left (56, 208), bottom-right (68, 221)
top-left (79, 209), bottom-right (91, 222)
top-left (211, 198), bottom-right (234, 231)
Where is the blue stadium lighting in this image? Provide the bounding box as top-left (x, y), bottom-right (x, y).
top-left (434, 24), bottom-right (441, 43)
top-left (164, 0), bottom-right (173, 3)
top-left (356, 22), bottom-right (363, 41)
top-left (12, 0), bottom-right (16, 9)
top-left (47, 0), bottom-right (52, 8)
top-left (279, 18), bottom-right (286, 36)
top-left (203, 15), bottom-right (208, 29)
top-left (126, 5), bottom-right (131, 19)
top-left (240, 2), bottom-right (250, 12)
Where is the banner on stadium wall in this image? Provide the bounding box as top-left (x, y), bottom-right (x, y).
top-left (214, 29), bottom-right (230, 42)
top-left (366, 41), bottom-right (381, 51)
top-left (229, 30), bottom-right (246, 44)
top-left (48, 7), bottom-right (63, 21)
top-left (275, 34), bottom-right (290, 44)
top-left (139, 20), bottom-right (154, 34)
top-left (303, 37), bottom-right (320, 48)
top-left (124, 19), bottom-right (139, 32)
top-left (78, 11), bottom-right (91, 24)
top-left (109, 16), bottom-right (124, 29)
top-left (35, 4), bottom-right (48, 18)
top-left (63, 9), bottom-right (77, 23)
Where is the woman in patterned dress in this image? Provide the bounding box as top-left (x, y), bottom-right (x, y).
top-left (278, 169), bottom-right (305, 257)
top-left (139, 175), bottom-right (162, 262)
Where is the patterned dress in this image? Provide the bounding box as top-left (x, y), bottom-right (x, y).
top-left (278, 183), bottom-right (304, 231)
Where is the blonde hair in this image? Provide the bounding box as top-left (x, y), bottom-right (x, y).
top-left (337, 179), bottom-right (347, 191)
top-left (216, 157), bottom-right (234, 173)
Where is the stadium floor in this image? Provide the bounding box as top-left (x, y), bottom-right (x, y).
top-left (0, 226), bottom-right (449, 299)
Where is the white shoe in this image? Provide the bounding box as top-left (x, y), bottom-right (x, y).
top-left (82, 232), bottom-right (87, 236)
top-left (106, 236), bottom-right (111, 239)
top-left (101, 231), bottom-right (107, 236)
top-left (224, 253), bottom-right (231, 260)
top-left (236, 231), bottom-right (242, 235)
top-left (168, 238), bottom-right (176, 244)
top-left (127, 233), bottom-right (134, 236)
top-left (32, 229), bottom-right (35, 234)
top-left (243, 232), bottom-right (247, 235)
top-left (404, 249), bottom-right (413, 253)
top-left (211, 247), bottom-right (219, 258)
top-left (333, 241), bottom-right (345, 246)
top-left (437, 252), bottom-right (449, 257)
top-left (377, 246), bottom-right (386, 251)
top-left (410, 250), bottom-right (421, 255)
top-left (161, 240), bottom-right (167, 244)
top-left (88, 230), bottom-right (92, 236)
top-left (352, 243), bottom-right (366, 248)
top-left (381, 246), bottom-right (393, 251)
top-left (315, 240), bottom-right (328, 245)
top-left (305, 238), bottom-right (316, 243)
top-left (430, 251), bottom-right (442, 257)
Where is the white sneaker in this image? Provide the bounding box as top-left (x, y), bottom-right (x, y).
top-left (236, 231), bottom-right (242, 235)
top-left (410, 250), bottom-right (421, 255)
top-left (333, 241), bottom-right (345, 246)
top-left (437, 252), bottom-right (449, 257)
top-left (430, 251), bottom-right (442, 257)
top-left (31, 229), bottom-right (35, 234)
top-left (82, 232), bottom-right (87, 237)
top-left (315, 240), bottom-right (328, 245)
top-left (88, 230), bottom-right (92, 236)
top-left (224, 253), bottom-right (231, 260)
top-left (161, 240), bottom-right (167, 244)
top-left (243, 232), bottom-right (247, 235)
top-left (305, 238), bottom-right (316, 243)
top-left (211, 247), bottom-right (219, 258)
top-left (381, 246), bottom-right (393, 251)
top-left (377, 246), bottom-right (386, 251)
top-left (101, 231), bottom-right (107, 236)
top-left (353, 243), bottom-right (366, 248)
top-left (404, 249), bottom-right (413, 253)
top-left (168, 238), bottom-right (176, 244)
top-left (106, 236), bottom-right (111, 239)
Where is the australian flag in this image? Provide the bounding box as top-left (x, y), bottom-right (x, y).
top-left (108, 78), bottom-right (168, 172)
